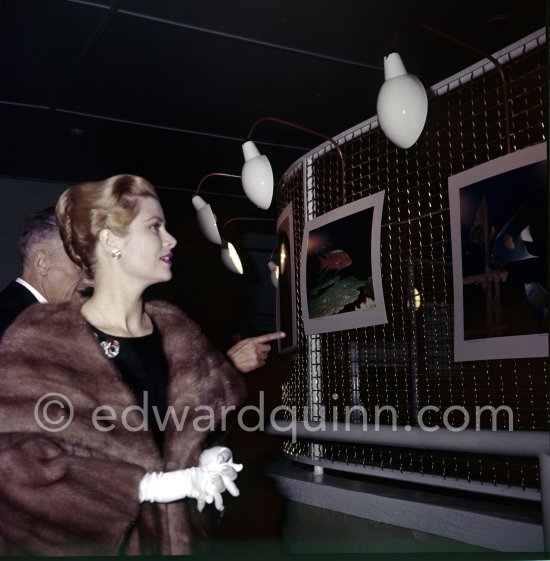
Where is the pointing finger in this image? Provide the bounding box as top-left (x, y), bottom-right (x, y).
top-left (248, 332), bottom-right (286, 344)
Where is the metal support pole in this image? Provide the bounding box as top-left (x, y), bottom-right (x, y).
top-left (267, 420), bottom-right (550, 458)
top-left (407, 258), bottom-right (420, 424)
top-left (539, 452), bottom-right (550, 552)
top-left (348, 341), bottom-right (363, 423)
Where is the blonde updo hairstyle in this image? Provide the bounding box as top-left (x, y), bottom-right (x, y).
top-left (56, 175), bottom-right (158, 278)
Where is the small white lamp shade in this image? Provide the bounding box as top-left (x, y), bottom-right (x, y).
top-left (221, 241), bottom-right (243, 274)
top-left (267, 260), bottom-right (279, 288)
top-left (241, 141), bottom-right (274, 209)
top-left (376, 52), bottom-right (428, 149)
top-left (192, 195), bottom-right (222, 245)
top-left (279, 242), bottom-right (287, 275)
top-left (413, 287), bottom-right (422, 310)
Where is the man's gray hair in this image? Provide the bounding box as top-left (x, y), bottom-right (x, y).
top-left (18, 207), bottom-right (60, 264)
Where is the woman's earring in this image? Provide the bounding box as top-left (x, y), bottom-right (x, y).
top-left (111, 248), bottom-right (122, 261)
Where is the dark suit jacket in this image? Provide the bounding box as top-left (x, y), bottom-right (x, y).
top-left (0, 281), bottom-right (39, 340)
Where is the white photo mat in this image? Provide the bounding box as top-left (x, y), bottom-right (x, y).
top-left (449, 142), bottom-right (548, 362)
top-left (300, 190), bottom-right (387, 335)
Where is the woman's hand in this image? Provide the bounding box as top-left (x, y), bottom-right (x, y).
top-left (226, 332), bottom-right (285, 373)
top-left (196, 446), bottom-right (243, 511)
top-left (138, 446), bottom-right (243, 512)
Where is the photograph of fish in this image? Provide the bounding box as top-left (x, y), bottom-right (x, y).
top-left (301, 190), bottom-right (387, 335)
top-left (449, 142), bottom-right (548, 361)
top-left (276, 203), bottom-right (297, 354)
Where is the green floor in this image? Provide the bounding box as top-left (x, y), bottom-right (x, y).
top-left (207, 499), bottom-right (492, 556)
top-left (282, 501), bottom-right (490, 554)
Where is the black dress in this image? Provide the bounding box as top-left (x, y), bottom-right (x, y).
top-left (92, 324), bottom-right (169, 454)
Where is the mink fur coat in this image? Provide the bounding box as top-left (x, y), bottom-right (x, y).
top-left (0, 298), bottom-right (245, 556)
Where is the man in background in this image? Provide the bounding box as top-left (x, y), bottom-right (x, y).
top-left (0, 207), bottom-right (88, 340)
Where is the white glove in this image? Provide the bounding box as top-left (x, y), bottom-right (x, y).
top-left (196, 446), bottom-right (243, 512)
top-left (138, 466), bottom-right (225, 508)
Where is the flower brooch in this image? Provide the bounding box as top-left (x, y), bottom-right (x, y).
top-left (100, 338), bottom-right (120, 358)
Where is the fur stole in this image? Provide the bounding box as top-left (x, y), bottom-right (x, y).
top-left (0, 298), bottom-right (245, 555)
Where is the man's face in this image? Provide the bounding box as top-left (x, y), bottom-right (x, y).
top-left (43, 240), bottom-right (89, 303)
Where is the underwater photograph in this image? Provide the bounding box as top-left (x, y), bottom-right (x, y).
top-left (459, 158), bottom-right (548, 340)
top-left (305, 206), bottom-right (375, 320)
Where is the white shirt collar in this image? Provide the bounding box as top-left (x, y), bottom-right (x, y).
top-left (15, 278), bottom-right (48, 303)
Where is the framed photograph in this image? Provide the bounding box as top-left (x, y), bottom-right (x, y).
top-left (449, 142), bottom-right (548, 362)
top-left (276, 202), bottom-right (297, 354)
top-left (300, 190), bottom-right (387, 335)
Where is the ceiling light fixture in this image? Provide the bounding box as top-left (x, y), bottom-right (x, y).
top-left (221, 240), bottom-right (244, 275)
top-left (192, 172), bottom-right (241, 245)
top-left (220, 216), bottom-right (276, 275)
top-left (377, 19), bottom-right (512, 152)
top-left (243, 116), bottom-right (348, 207)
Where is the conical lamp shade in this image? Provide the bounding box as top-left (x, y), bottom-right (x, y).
top-left (241, 141), bottom-right (274, 209)
top-left (376, 52), bottom-right (428, 149)
top-left (268, 260), bottom-right (279, 288)
top-left (192, 195), bottom-right (222, 245)
top-left (221, 241), bottom-right (243, 274)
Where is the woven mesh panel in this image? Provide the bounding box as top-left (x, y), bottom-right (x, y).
top-left (277, 36), bottom-right (548, 491)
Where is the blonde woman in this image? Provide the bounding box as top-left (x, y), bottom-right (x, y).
top-left (0, 175), bottom-right (245, 555)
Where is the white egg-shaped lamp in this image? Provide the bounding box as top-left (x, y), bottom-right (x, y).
top-left (241, 141), bottom-right (274, 209)
top-left (221, 241), bottom-right (243, 274)
top-left (192, 195), bottom-right (222, 245)
top-left (376, 52), bottom-right (428, 149)
top-left (267, 260), bottom-right (279, 288)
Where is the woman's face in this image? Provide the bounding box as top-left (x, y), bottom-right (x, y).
top-left (117, 197), bottom-right (177, 287)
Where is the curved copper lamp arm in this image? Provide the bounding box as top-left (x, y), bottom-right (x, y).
top-left (222, 216), bottom-right (276, 235)
top-left (247, 116), bottom-right (347, 205)
top-left (194, 172), bottom-right (241, 196)
top-left (391, 19), bottom-right (512, 154)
